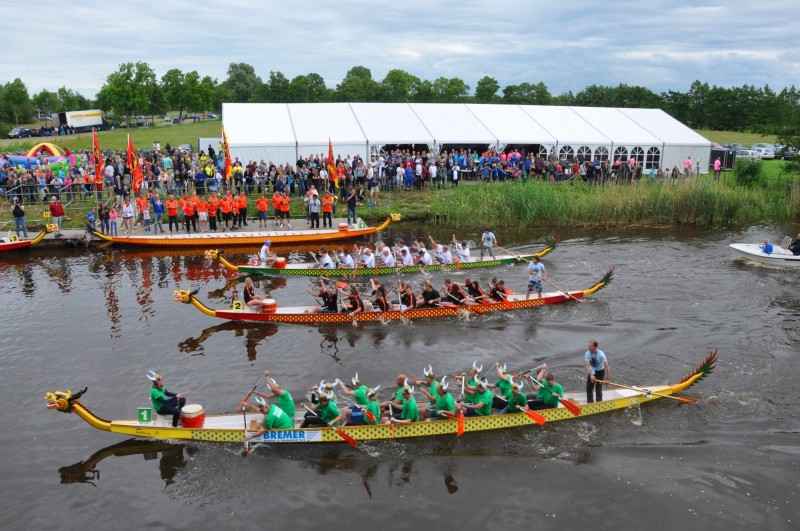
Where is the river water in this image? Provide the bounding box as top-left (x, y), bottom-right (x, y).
top-left (1, 223), bottom-right (798, 530)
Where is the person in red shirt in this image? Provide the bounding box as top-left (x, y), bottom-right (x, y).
top-left (48, 196), bottom-right (65, 236)
top-left (206, 192), bottom-right (219, 232)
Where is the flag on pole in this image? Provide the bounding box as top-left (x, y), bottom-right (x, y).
top-left (92, 128), bottom-right (104, 184)
top-left (222, 125), bottom-right (232, 181)
top-left (327, 138), bottom-right (339, 188)
top-left (127, 134), bottom-right (144, 195)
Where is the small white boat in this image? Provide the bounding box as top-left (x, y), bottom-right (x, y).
top-left (729, 243), bottom-right (800, 267)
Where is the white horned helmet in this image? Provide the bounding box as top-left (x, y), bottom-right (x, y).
top-left (254, 396), bottom-right (268, 409)
top-left (439, 376), bottom-right (449, 392)
top-left (402, 378), bottom-right (415, 395)
top-left (422, 365), bottom-right (434, 379)
top-left (146, 371), bottom-right (161, 382)
top-left (512, 377), bottom-right (524, 392)
top-left (474, 378), bottom-right (488, 389)
top-left (319, 379), bottom-right (334, 394)
top-left (367, 385), bottom-right (381, 398)
top-left (352, 372), bottom-right (360, 387)
top-left (471, 361), bottom-right (483, 374)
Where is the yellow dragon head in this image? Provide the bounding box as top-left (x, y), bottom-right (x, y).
top-left (45, 224), bottom-right (58, 233)
top-left (173, 288), bottom-right (199, 304)
top-left (45, 387), bottom-right (87, 413)
top-left (204, 249), bottom-right (221, 261)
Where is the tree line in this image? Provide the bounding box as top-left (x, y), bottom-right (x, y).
top-left (1, 62), bottom-right (798, 140)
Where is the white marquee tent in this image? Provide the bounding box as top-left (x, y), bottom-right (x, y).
top-left (222, 102), bottom-right (712, 171)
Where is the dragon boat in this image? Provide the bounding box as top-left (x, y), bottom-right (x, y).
top-left (88, 217), bottom-right (392, 248)
top-left (45, 350), bottom-right (716, 445)
top-left (205, 238), bottom-right (558, 277)
top-left (172, 268), bottom-right (615, 325)
top-left (1, 224), bottom-right (55, 252)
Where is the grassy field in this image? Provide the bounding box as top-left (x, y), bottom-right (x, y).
top-left (696, 129), bottom-right (778, 147)
top-left (0, 119), bottom-right (222, 153)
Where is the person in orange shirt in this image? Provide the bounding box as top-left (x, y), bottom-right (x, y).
top-left (135, 193), bottom-right (148, 227)
top-left (206, 191), bottom-right (219, 232)
top-left (182, 194), bottom-right (196, 233)
top-left (236, 191), bottom-right (248, 227)
top-left (255, 193), bottom-right (269, 228)
top-left (164, 194), bottom-right (179, 233)
top-left (218, 193), bottom-right (233, 230)
top-left (230, 194), bottom-right (240, 230)
top-left (189, 192), bottom-right (202, 232)
top-left (278, 191), bottom-right (291, 229)
top-left (196, 195), bottom-right (208, 232)
top-left (271, 190), bottom-right (281, 227)
top-left (321, 190), bottom-right (334, 228)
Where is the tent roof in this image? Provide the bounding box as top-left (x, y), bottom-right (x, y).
top-left (570, 107), bottom-right (662, 146)
top-left (408, 103), bottom-right (495, 145)
top-left (618, 108), bottom-right (713, 146)
top-left (222, 103), bottom-right (295, 147)
top-left (287, 103), bottom-right (366, 146)
top-left (464, 104), bottom-right (557, 145)
top-left (520, 105), bottom-right (611, 146)
top-left (349, 103), bottom-right (434, 145)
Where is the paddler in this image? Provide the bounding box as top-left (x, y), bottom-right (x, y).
top-left (412, 365), bottom-right (439, 420)
top-left (498, 378), bottom-right (528, 414)
top-left (431, 377), bottom-right (457, 420)
top-left (243, 396), bottom-right (294, 442)
top-left (252, 370), bottom-right (295, 418)
top-left (336, 373), bottom-right (380, 425)
top-left (457, 377), bottom-right (493, 417)
top-left (522, 369), bottom-right (565, 410)
top-left (299, 389), bottom-right (342, 428)
top-left (488, 362), bottom-right (514, 408)
top-left (381, 378), bottom-right (418, 424)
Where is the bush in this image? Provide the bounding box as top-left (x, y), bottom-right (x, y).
top-left (0, 122), bottom-right (12, 138)
top-left (733, 158), bottom-right (764, 187)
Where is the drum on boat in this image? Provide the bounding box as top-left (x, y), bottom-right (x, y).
top-left (273, 257), bottom-right (287, 269)
top-left (180, 404), bottom-right (205, 428)
top-left (338, 223), bottom-right (349, 232)
top-left (260, 298), bottom-right (277, 314)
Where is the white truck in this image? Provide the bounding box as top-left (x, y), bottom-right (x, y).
top-left (54, 109), bottom-right (109, 132)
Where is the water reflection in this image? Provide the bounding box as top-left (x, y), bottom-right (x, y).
top-left (178, 322), bottom-right (279, 360)
top-left (58, 439), bottom-right (193, 488)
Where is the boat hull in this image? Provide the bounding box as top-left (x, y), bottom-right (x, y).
top-left (89, 218), bottom-right (391, 248)
top-left (729, 243), bottom-right (800, 267)
top-left (0, 240), bottom-right (32, 252)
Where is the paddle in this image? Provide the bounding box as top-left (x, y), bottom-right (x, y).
top-left (237, 373), bottom-right (265, 412)
top-left (515, 364), bottom-right (546, 378)
top-left (302, 404), bottom-right (358, 447)
top-left (241, 403), bottom-right (250, 455)
top-left (496, 290), bottom-right (513, 309)
top-left (494, 243), bottom-right (582, 303)
top-left (524, 408), bottom-right (547, 426)
top-left (457, 374), bottom-right (466, 436)
top-left (596, 379), bottom-right (699, 404)
top-left (526, 375), bottom-right (582, 416)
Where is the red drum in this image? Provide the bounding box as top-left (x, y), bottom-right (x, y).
top-left (338, 223), bottom-right (349, 232)
top-left (180, 404), bottom-right (205, 428)
top-left (274, 257), bottom-right (287, 269)
top-left (260, 298), bottom-right (277, 314)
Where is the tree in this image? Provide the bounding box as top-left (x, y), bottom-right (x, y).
top-left (161, 69), bottom-right (204, 120)
top-left (222, 63), bottom-right (263, 103)
top-left (336, 66), bottom-right (378, 102)
top-left (96, 62), bottom-right (159, 118)
top-left (379, 69), bottom-right (421, 102)
top-left (197, 76), bottom-right (217, 112)
top-left (262, 71), bottom-right (291, 103)
top-left (502, 82), bottom-right (552, 105)
top-left (431, 77), bottom-right (470, 103)
top-left (474, 76), bottom-right (500, 103)
top-left (2, 78), bottom-right (33, 124)
top-left (32, 89), bottom-right (58, 115)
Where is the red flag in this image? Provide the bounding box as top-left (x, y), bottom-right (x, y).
top-left (92, 128), bottom-right (104, 184)
top-left (223, 125), bottom-right (232, 181)
top-left (127, 135), bottom-right (144, 194)
top-left (327, 138), bottom-right (339, 189)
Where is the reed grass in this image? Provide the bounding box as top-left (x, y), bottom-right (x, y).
top-left (428, 178), bottom-right (800, 228)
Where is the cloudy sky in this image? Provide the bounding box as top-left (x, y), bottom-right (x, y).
top-left (6, 0), bottom-right (799, 98)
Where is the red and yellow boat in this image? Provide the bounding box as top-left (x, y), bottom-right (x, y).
top-left (89, 217), bottom-right (392, 248)
top-left (0, 225), bottom-right (55, 252)
top-left (173, 268), bottom-right (615, 325)
top-left (44, 349), bottom-right (716, 445)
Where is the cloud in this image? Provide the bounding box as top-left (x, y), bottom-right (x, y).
top-left (4, 0), bottom-right (799, 99)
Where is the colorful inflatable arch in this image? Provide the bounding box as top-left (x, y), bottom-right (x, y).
top-left (26, 143), bottom-right (66, 157)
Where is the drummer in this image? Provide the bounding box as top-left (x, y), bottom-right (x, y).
top-left (259, 239), bottom-right (278, 267)
top-left (147, 372), bottom-right (186, 427)
top-left (243, 277), bottom-right (270, 310)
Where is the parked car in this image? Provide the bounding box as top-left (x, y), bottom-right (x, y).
top-left (752, 143), bottom-right (775, 150)
top-left (736, 148), bottom-right (761, 159)
top-left (177, 144), bottom-right (192, 152)
top-left (723, 143), bottom-right (743, 150)
top-left (753, 147), bottom-right (775, 159)
top-left (206, 112), bottom-right (218, 119)
top-left (776, 146), bottom-right (798, 160)
top-left (8, 127), bottom-right (31, 139)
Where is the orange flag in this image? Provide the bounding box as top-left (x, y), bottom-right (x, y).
top-left (92, 128), bottom-right (104, 184)
top-left (223, 125), bottom-right (232, 181)
top-left (327, 138), bottom-right (339, 189)
top-left (127, 135), bottom-right (144, 194)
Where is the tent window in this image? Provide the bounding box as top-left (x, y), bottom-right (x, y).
top-left (631, 147), bottom-right (645, 166)
top-left (559, 145), bottom-right (574, 162)
top-left (538, 145), bottom-right (551, 158)
top-left (578, 146), bottom-right (593, 162)
top-left (646, 147), bottom-right (661, 169)
top-left (613, 146), bottom-right (628, 163)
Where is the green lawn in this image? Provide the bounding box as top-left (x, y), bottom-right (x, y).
top-left (0, 119), bottom-right (222, 153)
top-left (696, 129), bottom-right (778, 147)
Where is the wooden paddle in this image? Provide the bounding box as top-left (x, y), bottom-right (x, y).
top-left (494, 243), bottom-right (582, 303)
top-left (237, 373), bottom-right (265, 412)
top-left (302, 404), bottom-right (359, 447)
top-left (527, 376), bottom-right (582, 416)
top-left (596, 379), bottom-right (699, 404)
top-left (457, 375), bottom-right (466, 436)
